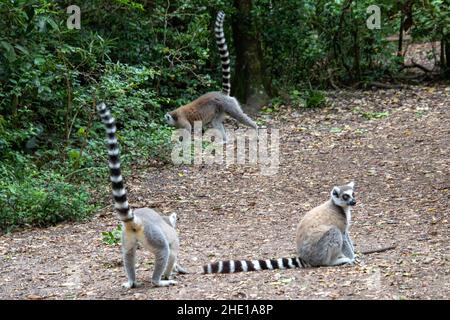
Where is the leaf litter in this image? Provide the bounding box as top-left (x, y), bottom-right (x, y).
top-left (0, 84), bottom-right (449, 300)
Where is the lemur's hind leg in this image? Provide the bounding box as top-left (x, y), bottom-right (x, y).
top-left (122, 231), bottom-right (139, 289)
top-left (174, 263), bottom-right (189, 274)
top-left (330, 255), bottom-right (354, 266)
top-left (211, 112), bottom-right (227, 142)
top-left (163, 263), bottom-right (188, 280)
top-left (305, 227), bottom-right (344, 267)
top-left (162, 250), bottom-right (177, 280)
top-left (151, 244), bottom-right (177, 287)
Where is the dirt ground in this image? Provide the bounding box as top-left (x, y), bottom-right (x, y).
top-left (0, 84), bottom-right (449, 300)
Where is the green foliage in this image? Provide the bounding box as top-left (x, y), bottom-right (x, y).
top-left (93, 62), bottom-right (174, 164)
top-left (101, 223), bottom-right (122, 245)
top-left (262, 1), bottom-right (396, 87)
top-left (261, 99), bottom-right (282, 114)
top-left (362, 111), bottom-right (390, 120)
top-left (0, 0), bottom-right (193, 231)
top-left (289, 89), bottom-right (327, 109)
top-left (0, 164), bottom-right (95, 233)
top-left (353, 106), bottom-right (390, 120)
top-left (0, 0), bottom-right (446, 231)
top-left (304, 90), bottom-right (327, 109)
top-left (254, 0), bottom-right (449, 87)
top-left (411, 0), bottom-right (449, 41)
top-left (289, 89), bottom-right (304, 108)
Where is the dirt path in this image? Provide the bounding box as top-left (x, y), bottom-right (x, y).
top-left (1, 84), bottom-right (449, 300)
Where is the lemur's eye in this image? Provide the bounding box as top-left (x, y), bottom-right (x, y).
top-left (352, 193), bottom-right (355, 198)
top-left (342, 194), bottom-right (349, 201)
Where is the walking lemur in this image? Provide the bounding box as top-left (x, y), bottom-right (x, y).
top-left (97, 102), bottom-right (186, 288)
top-left (164, 11), bottom-right (258, 142)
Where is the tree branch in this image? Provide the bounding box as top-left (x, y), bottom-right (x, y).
top-left (402, 59), bottom-right (434, 73)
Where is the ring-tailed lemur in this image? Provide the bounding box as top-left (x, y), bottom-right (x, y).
top-left (164, 11), bottom-right (257, 142)
top-left (203, 182), bottom-right (356, 274)
top-left (97, 102), bottom-right (186, 287)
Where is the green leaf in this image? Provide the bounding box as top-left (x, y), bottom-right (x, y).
top-left (46, 17), bottom-right (59, 31)
top-left (330, 127), bottom-right (343, 133)
top-left (362, 111), bottom-right (389, 120)
top-left (77, 127), bottom-right (86, 136)
top-left (67, 149), bottom-right (80, 160)
top-left (0, 41), bottom-right (17, 62)
top-left (34, 56), bottom-right (46, 66)
top-left (14, 44), bottom-right (29, 55)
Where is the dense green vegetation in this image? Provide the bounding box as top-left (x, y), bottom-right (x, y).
top-left (0, 0), bottom-right (448, 232)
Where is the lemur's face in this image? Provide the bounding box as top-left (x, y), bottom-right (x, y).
top-left (164, 113), bottom-right (177, 126)
top-left (331, 182), bottom-right (356, 207)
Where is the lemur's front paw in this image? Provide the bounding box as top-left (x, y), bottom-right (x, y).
top-left (333, 256), bottom-right (353, 266)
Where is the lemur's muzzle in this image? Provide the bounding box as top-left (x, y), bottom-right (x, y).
top-left (348, 199), bottom-right (356, 206)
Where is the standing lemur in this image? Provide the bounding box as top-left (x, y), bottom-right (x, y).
top-left (164, 11), bottom-right (258, 142)
top-left (97, 102), bottom-right (186, 288)
top-left (203, 182), bottom-right (357, 274)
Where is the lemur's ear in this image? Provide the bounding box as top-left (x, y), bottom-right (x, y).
top-left (169, 213), bottom-right (177, 228)
top-left (332, 186), bottom-right (340, 197)
top-left (347, 181), bottom-right (355, 189)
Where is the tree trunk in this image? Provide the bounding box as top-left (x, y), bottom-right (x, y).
top-left (443, 35), bottom-right (450, 79)
top-left (352, 7), bottom-right (361, 81)
top-left (398, 12), bottom-right (404, 57)
top-left (232, 0), bottom-right (269, 112)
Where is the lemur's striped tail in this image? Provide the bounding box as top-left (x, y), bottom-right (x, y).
top-left (97, 102), bottom-right (134, 222)
top-left (215, 11), bottom-right (231, 96)
top-left (203, 257), bottom-right (309, 274)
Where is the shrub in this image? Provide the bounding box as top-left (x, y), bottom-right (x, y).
top-left (0, 167), bottom-right (95, 233)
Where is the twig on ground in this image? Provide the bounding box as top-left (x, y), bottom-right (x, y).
top-left (355, 81), bottom-right (405, 89)
top-left (361, 245), bottom-right (397, 255)
top-left (366, 81), bottom-right (405, 89)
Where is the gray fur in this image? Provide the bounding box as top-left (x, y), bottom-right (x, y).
top-left (166, 92), bottom-right (258, 142)
top-left (341, 232), bottom-right (355, 260)
top-left (121, 208), bottom-right (181, 288)
top-left (203, 183), bottom-right (357, 276)
top-left (211, 112), bottom-right (227, 141)
top-left (300, 227), bottom-right (344, 266)
top-left (98, 103), bottom-right (184, 288)
top-left (164, 11), bottom-right (258, 143)
top-left (211, 94), bottom-right (258, 141)
top-left (296, 182), bottom-right (357, 267)
top-left (122, 239), bottom-right (137, 288)
top-left (222, 96), bottom-right (258, 130)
